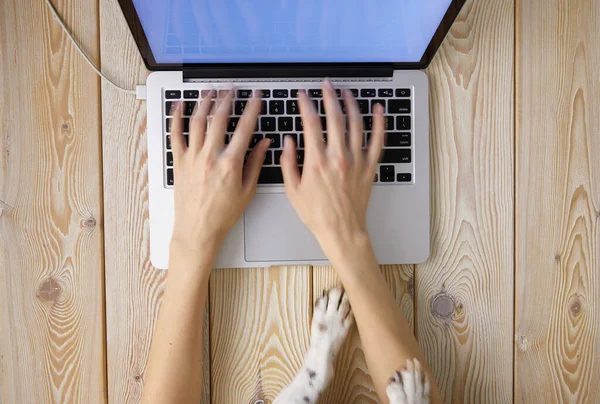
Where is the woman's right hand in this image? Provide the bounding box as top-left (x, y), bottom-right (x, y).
top-left (280, 80), bottom-right (385, 258)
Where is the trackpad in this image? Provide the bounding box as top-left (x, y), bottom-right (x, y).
top-left (244, 193), bottom-right (326, 262)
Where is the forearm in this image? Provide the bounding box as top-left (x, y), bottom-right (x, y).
top-left (324, 233), bottom-right (441, 404)
top-left (142, 243), bottom-right (215, 404)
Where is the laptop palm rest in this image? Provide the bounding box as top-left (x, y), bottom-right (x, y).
top-left (244, 193), bottom-right (326, 262)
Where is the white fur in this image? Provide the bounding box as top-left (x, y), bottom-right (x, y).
top-left (273, 286), bottom-right (430, 404)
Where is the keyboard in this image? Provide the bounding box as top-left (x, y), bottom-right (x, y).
top-left (163, 86), bottom-right (413, 186)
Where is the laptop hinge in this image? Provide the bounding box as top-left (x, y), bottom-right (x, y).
top-left (183, 65), bottom-right (393, 80)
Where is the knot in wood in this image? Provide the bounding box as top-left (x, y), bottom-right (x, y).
top-left (253, 401), bottom-right (265, 404)
top-left (431, 293), bottom-right (455, 319)
top-left (570, 298), bottom-right (582, 315)
top-left (81, 217), bottom-right (96, 228)
top-left (37, 278), bottom-right (62, 302)
top-left (61, 122), bottom-right (71, 134)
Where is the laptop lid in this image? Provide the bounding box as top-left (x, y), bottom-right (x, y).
top-left (118, 0), bottom-right (465, 77)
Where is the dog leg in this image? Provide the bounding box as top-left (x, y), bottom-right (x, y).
top-left (386, 359), bottom-right (430, 404)
top-left (274, 286), bottom-right (353, 404)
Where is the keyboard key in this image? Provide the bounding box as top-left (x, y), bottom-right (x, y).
top-left (261, 117), bottom-right (276, 132)
top-left (350, 89), bottom-right (359, 97)
top-left (166, 169), bottom-right (174, 186)
top-left (270, 100), bottom-right (284, 115)
top-left (381, 149), bottom-right (411, 163)
top-left (282, 133), bottom-right (297, 147)
top-left (361, 89), bottom-right (376, 97)
top-left (224, 134), bottom-right (230, 144)
top-left (265, 134), bottom-right (281, 148)
top-left (380, 165), bottom-right (395, 182)
top-left (358, 100), bottom-right (369, 114)
top-left (309, 89), bottom-right (322, 97)
top-left (235, 101), bottom-right (247, 115)
top-left (165, 90), bottom-right (181, 99)
top-left (250, 134), bottom-right (263, 147)
top-left (166, 118), bottom-right (190, 132)
top-left (396, 88), bottom-right (411, 97)
top-left (227, 117), bottom-right (239, 132)
top-left (378, 89), bottom-right (394, 97)
top-left (295, 116), bottom-right (304, 131)
top-left (397, 173), bottom-right (412, 182)
top-left (165, 101), bottom-right (175, 115)
top-left (184, 134), bottom-right (189, 146)
top-left (312, 99), bottom-right (320, 112)
top-left (256, 89), bottom-right (271, 98)
top-left (274, 150), bottom-right (283, 165)
top-left (335, 89), bottom-right (342, 97)
top-left (278, 117), bottom-right (293, 131)
top-left (258, 167), bottom-right (284, 184)
top-left (237, 89), bottom-right (253, 98)
top-left (295, 150), bottom-right (305, 165)
top-left (298, 134), bottom-right (304, 148)
top-left (273, 89), bottom-right (289, 98)
top-left (396, 116), bottom-right (411, 130)
top-left (166, 152), bottom-right (174, 167)
top-left (264, 150), bottom-right (273, 165)
top-left (185, 101), bottom-right (196, 116)
top-left (385, 116), bottom-right (394, 131)
top-left (339, 100), bottom-right (348, 114)
top-left (166, 135), bottom-right (171, 149)
top-left (320, 116), bottom-right (327, 128)
top-left (388, 100), bottom-right (411, 114)
top-left (290, 89), bottom-right (299, 98)
top-left (386, 132), bottom-right (411, 147)
top-left (287, 100), bottom-right (300, 114)
top-left (184, 90), bottom-right (199, 99)
top-left (371, 100), bottom-right (386, 112)
top-left (363, 116), bottom-right (372, 130)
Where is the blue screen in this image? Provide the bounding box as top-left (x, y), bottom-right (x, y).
top-left (132, 0), bottom-right (453, 64)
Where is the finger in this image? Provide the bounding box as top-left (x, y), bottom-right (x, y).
top-left (344, 89), bottom-right (364, 158)
top-left (280, 134), bottom-right (301, 192)
top-left (189, 90), bottom-right (215, 152)
top-left (242, 138), bottom-right (270, 191)
top-left (227, 96), bottom-right (262, 158)
top-left (204, 89), bottom-right (233, 150)
top-left (297, 91), bottom-right (325, 154)
top-left (366, 104), bottom-right (385, 171)
top-left (322, 79), bottom-right (345, 153)
top-left (170, 101), bottom-right (186, 158)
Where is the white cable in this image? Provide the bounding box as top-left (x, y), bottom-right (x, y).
top-left (44, 0), bottom-right (137, 95)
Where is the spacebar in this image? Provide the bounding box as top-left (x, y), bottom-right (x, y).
top-left (258, 167), bottom-right (284, 184)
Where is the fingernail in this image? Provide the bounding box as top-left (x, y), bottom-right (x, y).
top-left (324, 78), bottom-right (333, 89)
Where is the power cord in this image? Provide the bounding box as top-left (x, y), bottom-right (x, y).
top-left (44, 0), bottom-right (138, 96)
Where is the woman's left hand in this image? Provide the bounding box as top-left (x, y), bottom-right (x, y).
top-left (169, 90), bottom-right (269, 263)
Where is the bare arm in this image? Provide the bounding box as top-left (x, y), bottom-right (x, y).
top-left (142, 91), bottom-right (269, 403)
top-left (280, 80), bottom-right (441, 403)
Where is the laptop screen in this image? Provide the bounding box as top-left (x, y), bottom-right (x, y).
top-left (132, 0), bottom-right (453, 65)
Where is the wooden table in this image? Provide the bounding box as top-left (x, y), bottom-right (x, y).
top-left (1, 0), bottom-right (599, 402)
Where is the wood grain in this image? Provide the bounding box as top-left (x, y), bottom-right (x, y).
top-left (311, 265), bottom-right (414, 403)
top-left (515, 0), bottom-right (600, 402)
top-left (416, 0), bottom-right (515, 402)
top-left (0, 0), bottom-right (106, 402)
top-left (209, 266), bottom-right (312, 403)
top-left (98, 0), bottom-right (211, 402)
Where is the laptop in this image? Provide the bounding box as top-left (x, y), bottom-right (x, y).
top-left (118, 0), bottom-right (466, 269)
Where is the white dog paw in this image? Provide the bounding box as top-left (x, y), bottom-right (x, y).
top-left (311, 285), bottom-right (353, 358)
top-left (386, 359), bottom-right (430, 404)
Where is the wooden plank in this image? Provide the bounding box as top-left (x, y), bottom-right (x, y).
top-left (0, 0), bottom-right (106, 402)
top-left (415, 0), bottom-right (515, 402)
top-left (312, 265), bottom-right (414, 403)
top-left (98, 1), bottom-right (212, 403)
top-left (515, 0), bottom-right (600, 402)
top-left (210, 266), bottom-right (312, 403)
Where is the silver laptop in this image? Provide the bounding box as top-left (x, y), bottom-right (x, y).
top-left (119, 0), bottom-right (466, 269)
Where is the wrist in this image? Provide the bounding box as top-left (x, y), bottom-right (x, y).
top-left (318, 229), bottom-right (373, 264)
top-left (167, 238), bottom-right (219, 283)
